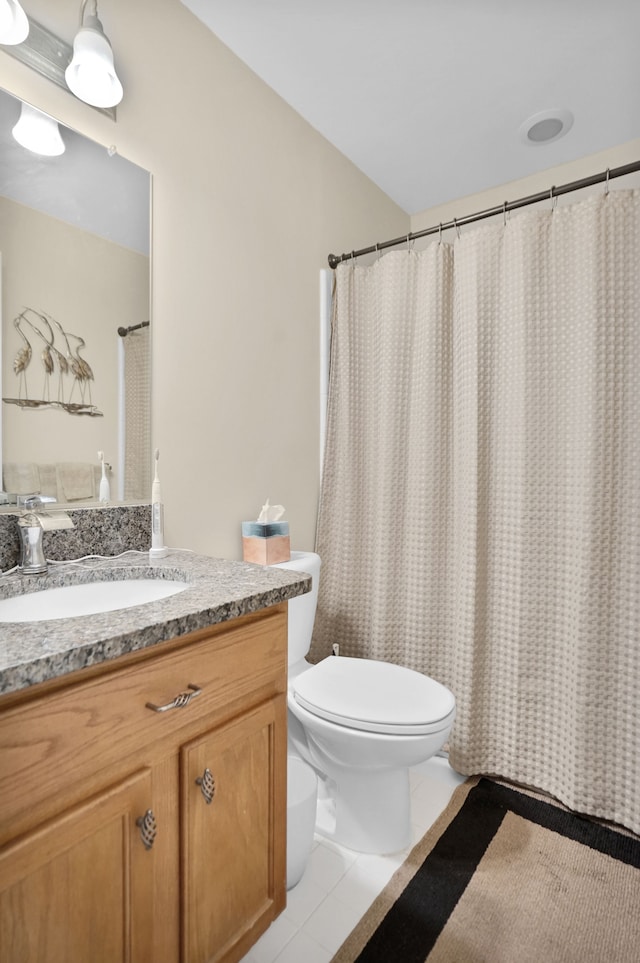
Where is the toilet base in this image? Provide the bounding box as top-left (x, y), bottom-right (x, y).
top-left (287, 756), bottom-right (318, 889)
top-left (314, 765), bottom-right (412, 854)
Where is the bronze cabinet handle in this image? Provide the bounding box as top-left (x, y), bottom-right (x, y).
top-left (145, 683), bottom-right (202, 713)
top-left (195, 767), bottom-right (215, 805)
top-left (136, 809), bottom-right (157, 850)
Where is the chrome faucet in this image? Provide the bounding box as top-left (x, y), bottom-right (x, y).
top-left (17, 496), bottom-right (74, 575)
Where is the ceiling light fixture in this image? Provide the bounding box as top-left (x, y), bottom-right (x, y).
top-left (12, 101), bottom-right (65, 156)
top-left (519, 109), bottom-right (574, 146)
top-left (65, 0), bottom-right (123, 109)
top-left (0, 0), bottom-right (28, 44)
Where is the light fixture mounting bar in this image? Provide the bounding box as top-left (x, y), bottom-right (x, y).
top-left (3, 15), bottom-right (116, 120)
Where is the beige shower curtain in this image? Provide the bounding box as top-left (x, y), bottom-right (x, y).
top-left (314, 190), bottom-right (640, 834)
top-left (122, 325), bottom-right (151, 500)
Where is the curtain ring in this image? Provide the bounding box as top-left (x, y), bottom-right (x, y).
top-left (604, 168), bottom-right (610, 196)
top-left (453, 217), bottom-right (461, 239)
top-left (438, 223), bottom-right (443, 244)
top-left (375, 242), bottom-right (381, 261)
top-left (550, 187), bottom-right (557, 212)
top-left (503, 201), bottom-right (508, 227)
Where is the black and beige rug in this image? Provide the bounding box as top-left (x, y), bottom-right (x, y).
top-left (331, 777), bottom-right (640, 962)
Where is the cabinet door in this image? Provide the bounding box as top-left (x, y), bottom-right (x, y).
top-left (182, 696), bottom-right (286, 963)
top-left (0, 768), bottom-right (155, 963)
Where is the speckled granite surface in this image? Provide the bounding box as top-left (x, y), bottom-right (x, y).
top-left (0, 503), bottom-right (151, 572)
top-left (0, 549), bottom-right (310, 697)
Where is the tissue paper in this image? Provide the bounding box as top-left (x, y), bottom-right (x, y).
top-left (257, 499), bottom-right (285, 523)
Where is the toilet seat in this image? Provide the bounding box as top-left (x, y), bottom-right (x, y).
top-left (291, 656), bottom-right (455, 736)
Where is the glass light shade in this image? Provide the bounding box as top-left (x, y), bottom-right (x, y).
top-left (12, 102), bottom-right (65, 156)
top-left (0, 0), bottom-right (29, 45)
top-left (65, 23), bottom-right (123, 108)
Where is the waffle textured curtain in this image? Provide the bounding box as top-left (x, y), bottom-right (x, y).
top-left (314, 190), bottom-right (640, 834)
top-left (120, 325), bottom-right (151, 500)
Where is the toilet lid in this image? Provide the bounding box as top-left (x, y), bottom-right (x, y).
top-left (292, 656), bottom-right (455, 735)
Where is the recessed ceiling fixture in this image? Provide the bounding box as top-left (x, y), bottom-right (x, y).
top-left (519, 109), bottom-right (574, 146)
top-left (12, 101), bottom-right (65, 156)
top-left (0, 0), bottom-right (28, 45)
top-left (65, 0), bottom-right (123, 109)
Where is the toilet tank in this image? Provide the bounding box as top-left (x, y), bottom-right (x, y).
top-left (273, 551), bottom-right (321, 666)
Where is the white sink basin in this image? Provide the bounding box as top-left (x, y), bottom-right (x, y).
top-left (0, 579), bottom-right (188, 622)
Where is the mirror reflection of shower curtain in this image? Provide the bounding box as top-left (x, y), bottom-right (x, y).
top-left (117, 325), bottom-right (151, 500)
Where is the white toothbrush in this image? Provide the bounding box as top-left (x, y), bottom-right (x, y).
top-left (98, 451), bottom-right (110, 503)
top-left (150, 448), bottom-right (168, 557)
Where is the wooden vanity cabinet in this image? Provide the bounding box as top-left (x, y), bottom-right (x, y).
top-left (182, 697), bottom-right (285, 962)
top-left (0, 603), bottom-right (288, 963)
top-left (0, 766), bottom-right (156, 962)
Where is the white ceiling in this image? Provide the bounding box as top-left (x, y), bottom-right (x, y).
top-left (181, 0), bottom-right (640, 214)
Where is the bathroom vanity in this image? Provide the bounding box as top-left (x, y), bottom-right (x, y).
top-left (0, 551), bottom-right (310, 963)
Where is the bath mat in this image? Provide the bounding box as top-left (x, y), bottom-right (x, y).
top-left (331, 777), bottom-right (640, 962)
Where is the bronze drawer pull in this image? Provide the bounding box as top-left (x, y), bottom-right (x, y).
top-left (195, 767), bottom-right (216, 805)
top-left (145, 683), bottom-right (202, 713)
top-left (136, 809), bottom-right (157, 850)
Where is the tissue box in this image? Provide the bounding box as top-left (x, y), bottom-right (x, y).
top-left (242, 521), bottom-right (290, 564)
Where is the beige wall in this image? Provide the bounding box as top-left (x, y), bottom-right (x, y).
top-left (0, 0), bottom-right (409, 557)
top-left (410, 138), bottom-right (640, 236)
top-left (1, 195), bottom-right (148, 481)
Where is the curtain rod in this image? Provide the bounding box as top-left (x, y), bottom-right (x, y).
top-left (117, 321), bottom-right (150, 337)
top-left (327, 159), bottom-right (640, 269)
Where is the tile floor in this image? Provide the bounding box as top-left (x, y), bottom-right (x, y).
top-left (241, 755), bottom-right (467, 963)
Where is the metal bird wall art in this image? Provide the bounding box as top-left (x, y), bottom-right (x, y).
top-left (12, 314), bottom-right (32, 398)
top-left (3, 308), bottom-right (103, 417)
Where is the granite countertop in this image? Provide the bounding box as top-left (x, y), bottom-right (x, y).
top-left (0, 550), bottom-right (310, 697)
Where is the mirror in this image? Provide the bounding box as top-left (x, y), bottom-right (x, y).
top-left (0, 86), bottom-right (151, 509)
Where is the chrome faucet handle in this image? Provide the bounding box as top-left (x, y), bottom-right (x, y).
top-left (16, 493), bottom-right (57, 510)
top-left (18, 494), bottom-right (44, 511)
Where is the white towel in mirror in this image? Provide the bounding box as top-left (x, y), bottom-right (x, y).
top-left (3, 462), bottom-right (41, 495)
top-left (56, 463), bottom-right (96, 501)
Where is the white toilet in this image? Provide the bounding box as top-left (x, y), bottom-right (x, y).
top-left (276, 551), bottom-right (456, 855)
top-left (286, 755), bottom-right (317, 890)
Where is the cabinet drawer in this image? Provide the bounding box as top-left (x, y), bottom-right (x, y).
top-left (0, 605), bottom-right (287, 843)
